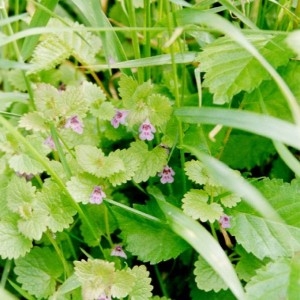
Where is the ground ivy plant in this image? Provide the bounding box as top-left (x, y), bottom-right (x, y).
top-left (1, 0), bottom-right (300, 299)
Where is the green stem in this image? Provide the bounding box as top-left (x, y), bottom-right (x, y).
top-left (125, 0), bottom-right (144, 83)
top-left (46, 231), bottom-right (70, 279)
top-left (0, 259), bottom-right (12, 288)
top-left (50, 123), bottom-right (72, 179)
top-left (164, 0), bottom-right (187, 193)
top-left (104, 204), bottom-right (113, 247)
top-left (154, 265), bottom-right (169, 298)
top-left (143, 0), bottom-right (151, 81)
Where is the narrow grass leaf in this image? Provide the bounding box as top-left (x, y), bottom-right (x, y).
top-left (175, 107), bottom-right (300, 150)
top-left (155, 198), bottom-right (246, 300)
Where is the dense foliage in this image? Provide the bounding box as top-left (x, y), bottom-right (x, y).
top-left (1, 0), bottom-right (300, 299)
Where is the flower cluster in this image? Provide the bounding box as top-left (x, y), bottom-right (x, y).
top-left (219, 214), bottom-right (231, 228)
top-left (139, 119), bottom-right (156, 141)
top-left (158, 165), bottom-right (175, 184)
top-left (90, 186), bottom-right (106, 204)
top-left (111, 109), bottom-right (128, 128)
top-left (65, 115), bottom-right (84, 134)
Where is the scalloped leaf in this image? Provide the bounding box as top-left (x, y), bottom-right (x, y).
top-left (185, 159), bottom-right (210, 185)
top-left (127, 265), bottom-right (153, 300)
top-left (74, 259), bottom-right (115, 300)
top-left (36, 180), bottom-right (76, 232)
top-left (199, 34), bottom-right (293, 104)
top-left (66, 174), bottom-right (101, 204)
top-left (131, 142), bottom-right (168, 183)
top-left (245, 260), bottom-right (290, 299)
top-left (111, 269), bottom-right (135, 298)
top-left (18, 112), bottom-right (48, 132)
top-left (75, 145), bottom-right (124, 178)
top-left (15, 247), bottom-right (64, 299)
top-left (194, 255), bottom-right (228, 292)
top-left (182, 189), bottom-right (223, 223)
top-left (147, 94), bottom-right (172, 127)
top-left (9, 153), bottom-right (46, 175)
top-left (0, 214), bottom-right (32, 259)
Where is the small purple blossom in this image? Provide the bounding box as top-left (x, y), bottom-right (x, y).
top-left (90, 186), bottom-right (106, 204)
top-left (111, 109), bottom-right (128, 128)
top-left (158, 165), bottom-right (175, 184)
top-left (219, 214), bottom-right (231, 228)
top-left (16, 172), bottom-right (35, 181)
top-left (65, 115), bottom-right (84, 134)
top-left (139, 119), bottom-right (156, 141)
top-left (111, 245), bottom-right (127, 259)
top-left (44, 136), bottom-right (56, 150)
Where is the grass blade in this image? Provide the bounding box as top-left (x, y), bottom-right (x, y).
top-left (175, 107), bottom-right (300, 150)
top-left (154, 196), bottom-right (246, 300)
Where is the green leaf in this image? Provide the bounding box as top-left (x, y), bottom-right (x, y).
top-left (245, 260), bottom-right (290, 299)
top-left (74, 259), bottom-right (115, 299)
top-left (127, 265), bottom-right (153, 300)
top-left (75, 145), bottom-right (124, 178)
top-left (66, 174), bottom-right (101, 204)
top-left (118, 74), bottom-right (139, 103)
top-left (220, 132), bottom-right (276, 170)
top-left (194, 255), bottom-right (228, 292)
top-left (286, 30), bottom-right (300, 58)
top-left (288, 253), bottom-right (300, 299)
top-left (113, 205), bottom-right (189, 264)
top-left (230, 212), bottom-right (300, 260)
top-left (111, 269), bottom-right (135, 298)
top-left (18, 112), bottom-right (48, 132)
top-left (36, 180), bottom-right (76, 232)
top-left (9, 153), bottom-right (46, 175)
top-left (15, 247), bottom-right (64, 299)
top-left (131, 142), bottom-right (168, 183)
top-left (0, 214), bottom-right (32, 259)
top-left (80, 204), bottom-right (118, 247)
top-left (198, 34), bottom-right (292, 104)
top-left (182, 189), bottom-right (223, 223)
top-left (107, 149), bottom-right (140, 186)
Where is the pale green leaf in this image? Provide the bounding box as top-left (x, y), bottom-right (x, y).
top-left (128, 265), bottom-right (153, 300)
top-left (111, 269), bottom-right (135, 298)
top-left (6, 176), bottom-right (36, 214)
top-left (15, 247), bottom-right (64, 299)
top-left (147, 94), bottom-right (173, 127)
top-left (66, 174), bottom-right (102, 204)
top-left (9, 153), bottom-right (46, 175)
top-left (198, 34), bottom-right (292, 104)
top-left (74, 259), bottom-right (115, 300)
top-left (118, 74), bottom-right (139, 104)
top-left (220, 193), bottom-right (241, 208)
top-left (286, 30), bottom-right (300, 59)
top-left (245, 260), bottom-right (290, 299)
top-left (36, 180), bottom-right (76, 232)
top-left (194, 255), bottom-right (228, 292)
top-left (81, 81), bottom-right (106, 105)
top-left (92, 101), bottom-right (115, 121)
top-left (0, 214), bottom-right (32, 259)
top-left (108, 148), bottom-right (140, 186)
top-left (131, 142), bottom-right (168, 183)
top-left (28, 35), bottom-right (70, 74)
top-left (230, 213), bottom-right (300, 260)
top-left (18, 112), bottom-right (48, 132)
top-left (182, 189), bottom-right (223, 222)
top-left (185, 160), bottom-right (211, 185)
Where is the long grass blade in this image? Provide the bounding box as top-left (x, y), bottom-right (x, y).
top-left (175, 107), bottom-right (300, 150)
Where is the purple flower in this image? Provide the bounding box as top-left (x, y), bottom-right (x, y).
top-left (111, 245), bottom-right (127, 259)
top-left (219, 214), bottom-right (231, 228)
top-left (111, 109), bottom-right (128, 128)
top-left (139, 119), bottom-right (156, 141)
top-left (44, 136), bottom-right (56, 150)
top-left (65, 115), bottom-right (84, 134)
top-left (158, 165), bottom-right (175, 184)
top-left (89, 186), bottom-right (106, 204)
